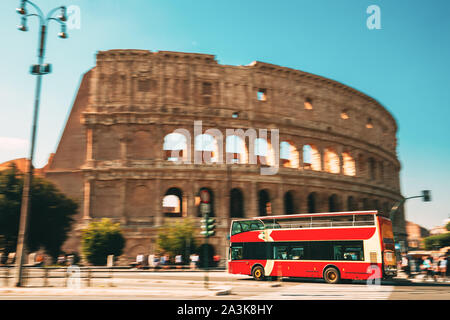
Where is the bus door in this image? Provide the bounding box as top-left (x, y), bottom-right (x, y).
top-left (229, 243), bottom-right (251, 275)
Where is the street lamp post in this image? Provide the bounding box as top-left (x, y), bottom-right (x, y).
top-left (13, 0), bottom-right (68, 287)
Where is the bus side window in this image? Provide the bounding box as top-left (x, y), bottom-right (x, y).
top-left (289, 246), bottom-right (305, 260)
top-left (274, 245), bottom-right (289, 260)
top-left (231, 245), bottom-right (243, 260)
top-left (333, 241), bottom-right (364, 261)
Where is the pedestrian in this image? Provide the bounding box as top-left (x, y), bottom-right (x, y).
top-left (57, 254), bottom-right (66, 266)
top-left (136, 253), bottom-right (144, 269)
top-left (164, 254), bottom-right (170, 267)
top-left (446, 255), bottom-right (450, 279)
top-left (192, 253), bottom-right (199, 269)
top-left (189, 253), bottom-right (195, 270)
top-left (432, 257), bottom-right (440, 282)
top-left (36, 254), bottom-right (44, 267)
top-left (408, 256), bottom-right (416, 278)
top-left (213, 254), bottom-right (220, 267)
top-left (438, 256), bottom-right (447, 282)
top-left (148, 254), bottom-right (155, 269)
top-left (422, 256), bottom-right (432, 281)
top-left (401, 254), bottom-right (410, 278)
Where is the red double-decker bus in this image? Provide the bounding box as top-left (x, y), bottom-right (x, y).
top-left (228, 211), bottom-right (397, 283)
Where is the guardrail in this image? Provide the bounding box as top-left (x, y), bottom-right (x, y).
top-left (0, 266), bottom-right (113, 287)
top-left (0, 265), bottom-right (227, 287)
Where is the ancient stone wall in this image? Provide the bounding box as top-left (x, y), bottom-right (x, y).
top-left (46, 49), bottom-right (406, 261)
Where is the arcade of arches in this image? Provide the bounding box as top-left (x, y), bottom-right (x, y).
top-left (161, 186), bottom-right (394, 220)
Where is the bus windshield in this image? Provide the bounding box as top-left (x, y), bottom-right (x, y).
top-left (379, 217), bottom-right (395, 250)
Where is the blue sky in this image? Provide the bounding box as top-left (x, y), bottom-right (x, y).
top-left (0, 0), bottom-right (449, 229)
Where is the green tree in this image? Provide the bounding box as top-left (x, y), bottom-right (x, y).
top-left (81, 218), bottom-right (125, 265)
top-left (446, 221), bottom-right (450, 232)
top-left (156, 218), bottom-right (198, 262)
top-left (423, 233), bottom-right (450, 250)
top-left (0, 164), bottom-right (78, 262)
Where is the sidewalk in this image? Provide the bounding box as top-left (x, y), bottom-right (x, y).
top-left (394, 270), bottom-right (450, 285)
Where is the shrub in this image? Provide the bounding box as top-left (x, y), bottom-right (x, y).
top-left (81, 218), bottom-right (125, 265)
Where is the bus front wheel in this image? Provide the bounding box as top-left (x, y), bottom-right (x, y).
top-left (324, 267), bottom-right (340, 284)
top-left (252, 266), bottom-right (265, 281)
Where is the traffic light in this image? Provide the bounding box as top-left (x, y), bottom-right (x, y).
top-left (422, 190), bottom-right (431, 202)
top-left (200, 214), bottom-right (215, 237)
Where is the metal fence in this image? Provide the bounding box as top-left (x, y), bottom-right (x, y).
top-left (0, 266), bottom-right (113, 287)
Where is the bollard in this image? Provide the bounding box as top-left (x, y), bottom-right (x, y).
top-left (109, 267), bottom-right (113, 287)
top-left (4, 267), bottom-right (9, 287)
top-left (86, 268), bottom-right (91, 287)
top-left (64, 267), bottom-right (69, 287)
top-left (43, 268), bottom-right (49, 287)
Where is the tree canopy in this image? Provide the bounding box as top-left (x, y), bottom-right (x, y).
top-left (156, 218), bottom-right (198, 262)
top-left (81, 218), bottom-right (125, 265)
top-left (0, 164), bottom-right (78, 261)
top-left (423, 232), bottom-right (450, 250)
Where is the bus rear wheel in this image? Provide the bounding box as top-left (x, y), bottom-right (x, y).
top-left (324, 267), bottom-right (340, 284)
top-left (252, 266), bottom-right (265, 281)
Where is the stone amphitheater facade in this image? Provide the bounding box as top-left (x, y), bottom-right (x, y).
top-left (45, 49), bottom-right (406, 262)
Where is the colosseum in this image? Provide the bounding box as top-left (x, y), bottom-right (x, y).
top-left (43, 49), bottom-right (407, 262)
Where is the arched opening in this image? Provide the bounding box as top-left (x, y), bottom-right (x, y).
top-left (368, 157), bottom-right (376, 180)
top-left (258, 189), bottom-right (271, 216)
top-left (328, 194), bottom-right (340, 212)
top-left (280, 141), bottom-right (299, 168)
top-left (197, 187), bottom-right (215, 217)
top-left (303, 145), bottom-right (321, 171)
top-left (163, 133), bottom-right (187, 162)
top-left (379, 161), bottom-right (384, 182)
top-left (382, 202), bottom-right (390, 216)
top-left (254, 138), bottom-right (275, 166)
top-left (230, 188), bottom-right (244, 218)
top-left (347, 196), bottom-right (357, 211)
top-left (226, 135), bottom-right (247, 164)
top-left (357, 154), bottom-right (366, 177)
top-left (374, 199), bottom-right (380, 212)
top-left (324, 148), bottom-right (340, 174)
top-left (342, 152), bottom-right (356, 176)
top-left (307, 192), bottom-right (318, 213)
top-left (195, 134), bottom-right (219, 163)
top-left (284, 191), bottom-right (296, 214)
top-left (162, 187), bottom-right (184, 217)
top-left (362, 198), bottom-right (370, 210)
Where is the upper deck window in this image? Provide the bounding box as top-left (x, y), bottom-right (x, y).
top-left (231, 220), bottom-right (264, 235)
top-left (259, 214), bottom-right (375, 230)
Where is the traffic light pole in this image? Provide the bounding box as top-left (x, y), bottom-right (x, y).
top-left (203, 212), bottom-right (209, 289)
top-left (199, 193), bottom-right (215, 290)
top-left (388, 190), bottom-right (431, 254)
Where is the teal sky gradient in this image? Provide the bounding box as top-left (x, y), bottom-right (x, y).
top-left (0, 0), bottom-right (449, 229)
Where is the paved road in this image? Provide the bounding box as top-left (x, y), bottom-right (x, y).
top-left (0, 271), bottom-right (449, 300)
